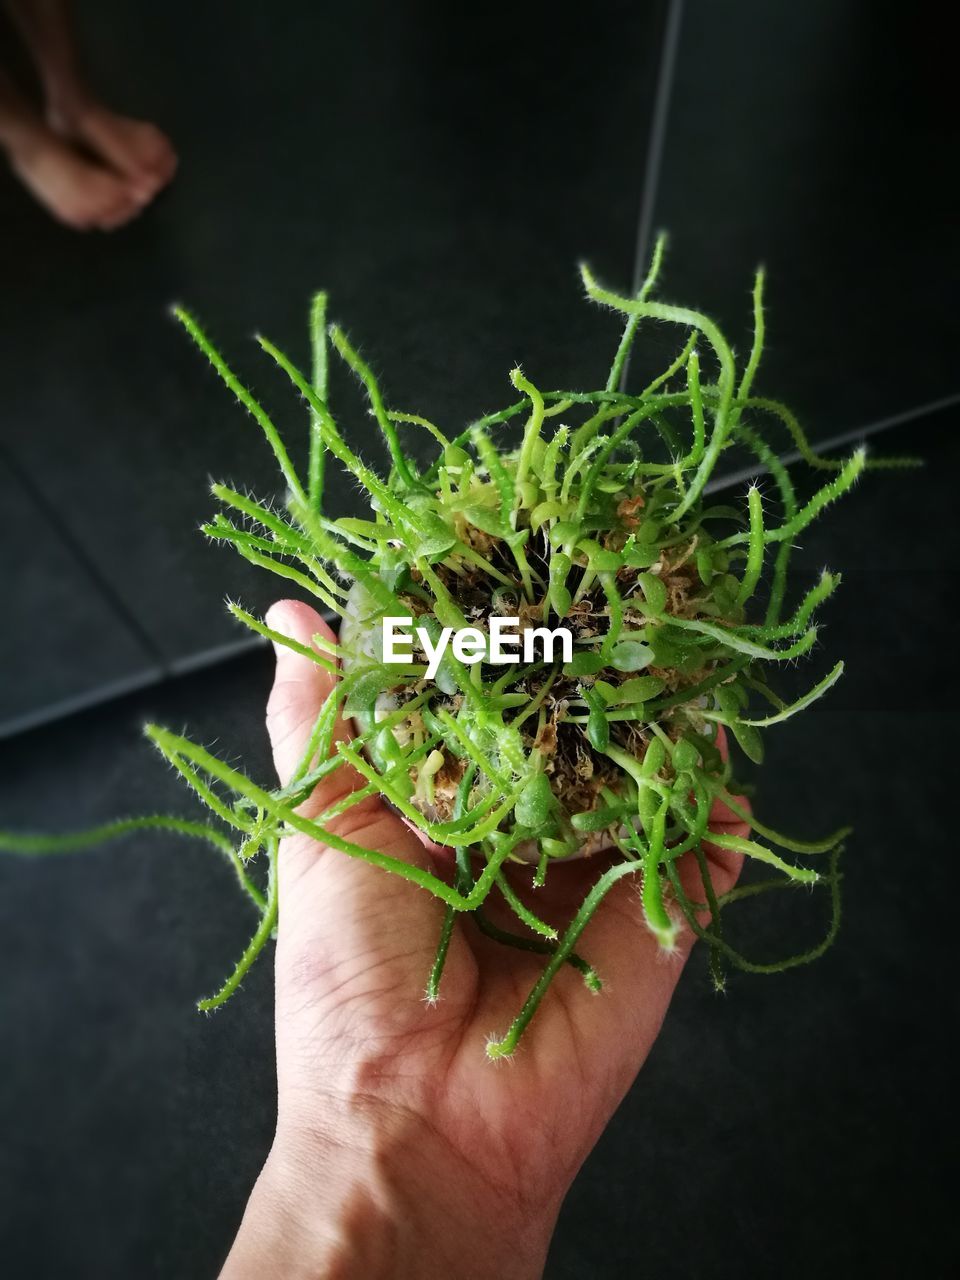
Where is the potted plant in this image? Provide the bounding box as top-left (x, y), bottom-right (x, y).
top-left (3, 238), bottom-right (901, 1057)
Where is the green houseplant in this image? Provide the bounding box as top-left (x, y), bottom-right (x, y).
top-left (2, 238), bottom-right (904, 1057)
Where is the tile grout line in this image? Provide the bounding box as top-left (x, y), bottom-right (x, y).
top-left (3, 387), bottom-right (955, 741)
top-left (629, 0), bottom-right (685, 296)
top-left (707, 388), bottom-right (960, 493)
top-left (1, 440), bottom-right (168, 671)
top-left (0, 636), bottom-right (263, 741)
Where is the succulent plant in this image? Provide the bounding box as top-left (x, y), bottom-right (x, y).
top-left (2, 238), bottom-right (906, 1057)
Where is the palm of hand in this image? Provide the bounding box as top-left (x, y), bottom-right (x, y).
top-left (266, 601), bottom-right (745, 1220)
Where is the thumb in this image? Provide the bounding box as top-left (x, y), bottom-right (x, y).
top-left (264, 598), bottom-right (335, 787)
top-left (264, 601), bottom-right (454, 988)
top-left (699, 724), bottom-right (748, 900)
top-left (264, 599), bottom-right (363, 821)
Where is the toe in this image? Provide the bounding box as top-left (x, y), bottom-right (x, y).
top-left (147, 136), bottom-right (178, 186)
top-left (159, 147), bottom-right (178, 184)
top-left (129, 178), bottom-right (160, 205)
top-left (96, 196), bottom-right (141, 231)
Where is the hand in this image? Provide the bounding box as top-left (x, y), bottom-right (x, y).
top-left (223, 599), bottom-right (748, 1280)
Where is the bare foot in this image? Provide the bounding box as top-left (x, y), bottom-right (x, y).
top-left (8, 127), bottom-right (144, 231)
top-left (51, 102), bottom-right (177, 203)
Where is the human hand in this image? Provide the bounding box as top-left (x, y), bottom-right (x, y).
top-left (222, 599), bottom-right (748, 1280)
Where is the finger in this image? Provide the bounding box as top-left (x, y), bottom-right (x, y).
top-left (264, 597), bottom-right (433, 880)
top-left (701, 764), bottom-right (750, 895)
top-left (482, 761), bottom-right (750, 1070)
top-left (699, 725), bottom-right (748, 892)
top-left (263, 603), bottom-right (477, 1046)
top-left (264, 598), bottom-right (365, 819)
top-left (266, 598), bottom-right (459, 861)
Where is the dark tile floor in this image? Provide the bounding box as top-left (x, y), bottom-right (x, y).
top-left (643, 0), bottom-right (959, 442)
top-left (1, 0), bottom-right (664, 731)
top-left (0, 410), bottom-right (953, 1277)
top-left (0, 449), bottom-right (160, 731)
top-left (1, 2), bottom-right (955, 1276)
top-left (7, 2), bottom-right (956, 736)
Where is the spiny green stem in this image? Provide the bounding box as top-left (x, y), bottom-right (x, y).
top-left (329, 323), bottom-right (421, 491)
top-left (472, 908), bottom-right (601, 991)
top-left (737, 661), bottom-right (844, 726)
top-left (736, 485), bottom-right (765, 606)
top-left (173, 307), bottom-right (306, 504)
top-left (717, 793), bottom-right (851, 854)
top-left (0, 815), bottom-right (268, 916)
top-left (228, 604), bottom-right (336, 671)
top-left (495, 872), bottom-right (558, 940)
top-left (509, 367), bottom-right (546, 525)
top-left (309, 291), bottom-right (328, 506)
top-left (198, 841), bottom-right (279, 1011)
top-left (487, 862), bottom-right (640, 1058)
top-left (667, 847), bottom-right (843, 974)
top-left (606, 230), bottom-right (666, 392)
top-left (3, 254), bottom-right (900, 1053)
top-left (705, 832), bottom-right (820, 884)
top-left (736, 267), bottom-right (766, 403)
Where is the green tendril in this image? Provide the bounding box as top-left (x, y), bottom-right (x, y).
top-left (4, 253), bottom-right (910, 1056)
